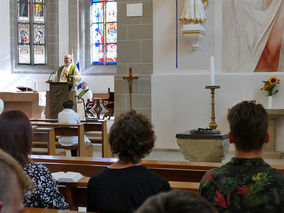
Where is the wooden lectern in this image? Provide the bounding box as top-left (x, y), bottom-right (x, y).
top-left (46, 82), bottom-right (77, 119)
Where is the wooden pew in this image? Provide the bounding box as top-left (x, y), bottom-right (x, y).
top-left (30, 119), bottom-right (111, 157)
top-left (23, 208), bottom-right (95, 213)
top-left (30, 155), bottom-right (207, 210)
top-left (30, 155), bottom-right (212, 181)
top-left (30, 155), bottom-right (284, 172)
top-left (31, 123), bottom-right (92, 157)
top-left (32, 128), bottom-right (57, 155)
top-left (82, 120), bottom-right (111, 157)
top-left (30, 155), bottom-right (284, 210)
top-left (57, 176), bottom-right (199, 210)
top-left (30, 155), bottom-right (221, 170)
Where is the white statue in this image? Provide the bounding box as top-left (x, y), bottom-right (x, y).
top-left (179, 0), bottom-right (208, 50)
top-left (180, 0), bottom-right (207, 23)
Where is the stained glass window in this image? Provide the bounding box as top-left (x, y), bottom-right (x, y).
top-left (17, 0), bottom-right (46, 65)
top-left (91, 0), bottom-right (117, 65)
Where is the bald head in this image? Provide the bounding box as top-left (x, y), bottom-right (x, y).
top-left (64, 54), bottom-right (72, 66)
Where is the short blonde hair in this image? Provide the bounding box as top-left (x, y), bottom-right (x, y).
top-left (0, 149), bottom-right (33, 205)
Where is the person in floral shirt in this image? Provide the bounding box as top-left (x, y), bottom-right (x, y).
top-left (199, 100), bottom-right (284, 213)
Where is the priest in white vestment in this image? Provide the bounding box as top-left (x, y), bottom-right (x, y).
top-left (223, 0), bottom-right (284, 72)
top-left (76, 82), bottom-right (93, 119)
top-left (50, 54), bottom-right (81, 91)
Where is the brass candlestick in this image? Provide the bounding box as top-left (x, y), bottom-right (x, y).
top-left (205, 85), bottom-right (220, 130)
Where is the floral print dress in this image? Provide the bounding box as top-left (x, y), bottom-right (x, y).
top-left (23, 162), bottom-right (69, 209)
top-left (199, 158), bottom-right (284, 213)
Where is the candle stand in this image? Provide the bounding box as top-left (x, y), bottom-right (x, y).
top-left (205, 85), bottom-right (220, 130)
top-left (176, 85), bottom-right (229, 162)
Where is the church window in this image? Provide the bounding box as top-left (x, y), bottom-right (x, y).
top-left (17, 0), bottom-right (46, 65)
top-left (91, 0), bottom-right (117, 65)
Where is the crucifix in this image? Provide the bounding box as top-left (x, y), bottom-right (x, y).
top-left (123, 68), bottom-right (139, 110)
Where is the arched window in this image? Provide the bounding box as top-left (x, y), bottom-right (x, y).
top-left (17, 0), bottom-right (46, 65)
top-left (91, 0), bottom-right (117, 65)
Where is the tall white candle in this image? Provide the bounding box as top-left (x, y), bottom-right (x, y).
top-left (210, 56), bottom-right (215, 85)
top-left (34, 82), bottom-right (37, 91)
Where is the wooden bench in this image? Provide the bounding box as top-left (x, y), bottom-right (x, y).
top-left (23, 207), bottom-right (95, 213)
top-left (31, 123), bottom-right (92, 157)
top-left (30, 155), bottom-right (212, 210)
top-left (30, 155), bottom-right (284, 180)
top-left (30, 119), bottom-right (111, 157)
top-left (30, 155), bottom-right (284, 210)
top-left (32, 128), bottom-right (57, 155)
top-left (57, 176), bottom-right (199, 210)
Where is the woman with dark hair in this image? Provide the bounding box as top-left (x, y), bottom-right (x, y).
top-left (0, 110), bottom-right (68, 209)
top-left (87, 110), bottom-right (170, 213)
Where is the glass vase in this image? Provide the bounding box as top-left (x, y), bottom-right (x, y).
top-left (268, 96), bottom-right (273, 109)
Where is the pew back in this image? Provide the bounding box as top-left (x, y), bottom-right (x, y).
top-left (30, 155), bottom-right (284, 210)
top-left (31, 123), bottom-right (91, 157)
top-left (32, 128), bottom-right (56, 155)
top-left (30, 119), bottom-right (111, 157)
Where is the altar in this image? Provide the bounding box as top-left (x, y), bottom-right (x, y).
top-left (0, 92), bottom-right (45, 118)
top-left (265, 109), bottom-right (284, 158)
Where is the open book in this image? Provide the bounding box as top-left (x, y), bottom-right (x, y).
top-left (52, 172), bottom-right (83, 183)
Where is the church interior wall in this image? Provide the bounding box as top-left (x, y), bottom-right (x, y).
top-left (152, 0), bottom-right (284, 150)
top-left (115, 0), bottom-right (153, 119)
top-left (0, 0), bottom-right (114, 93)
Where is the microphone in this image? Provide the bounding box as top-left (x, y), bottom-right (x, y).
top-left (47, 70), bottom-right (57, 82)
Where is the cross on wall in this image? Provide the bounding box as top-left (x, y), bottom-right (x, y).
top-left (123, 68), bottom-right (139, 110)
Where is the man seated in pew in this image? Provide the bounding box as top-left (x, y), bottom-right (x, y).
top-left (87, 110), bottom-right (170, 213)
top-left (76, 82), bottom-right (92, 120)
top-left (0, 149), bottom-right (33, 213)
top-left (135, 190), bottom-right (217, 213)
top-left (199, 101), bottom-right (284, 212)
top-left (0, 110), bottom-right (69, 209)
top-left (58, 100), bottom-right (90, 156)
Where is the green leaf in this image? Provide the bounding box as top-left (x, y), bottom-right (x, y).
top-left (273, 90), bottom-right (279, 95)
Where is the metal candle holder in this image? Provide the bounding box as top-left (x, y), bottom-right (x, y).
top-left (205, 85), bottom-right (220, 130)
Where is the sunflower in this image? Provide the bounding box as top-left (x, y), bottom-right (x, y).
top-left (262, 83), bottom-right (270, 91)
top-left (261, 77), bottom-right (280, 96)
top-left (268, 77), bottom-right (279, 85)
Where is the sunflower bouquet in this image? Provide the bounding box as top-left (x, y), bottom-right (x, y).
top-left (261, 77), bottom-right (280, 96)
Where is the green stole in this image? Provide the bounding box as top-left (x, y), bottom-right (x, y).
top-left (57, 65), bottom-right (76, 85)
top-left (77, 88), bottom-right (90, 100)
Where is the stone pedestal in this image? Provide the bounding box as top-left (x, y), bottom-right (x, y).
top-left (176, 131), bottom-right (229, 162)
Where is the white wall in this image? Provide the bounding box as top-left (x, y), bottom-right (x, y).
top-left (59, 0), bottom-right (69, 66)
top-left (0, 0), bottom-right (114, 93)
top-left (152, 0), bottom-right (284, 150)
